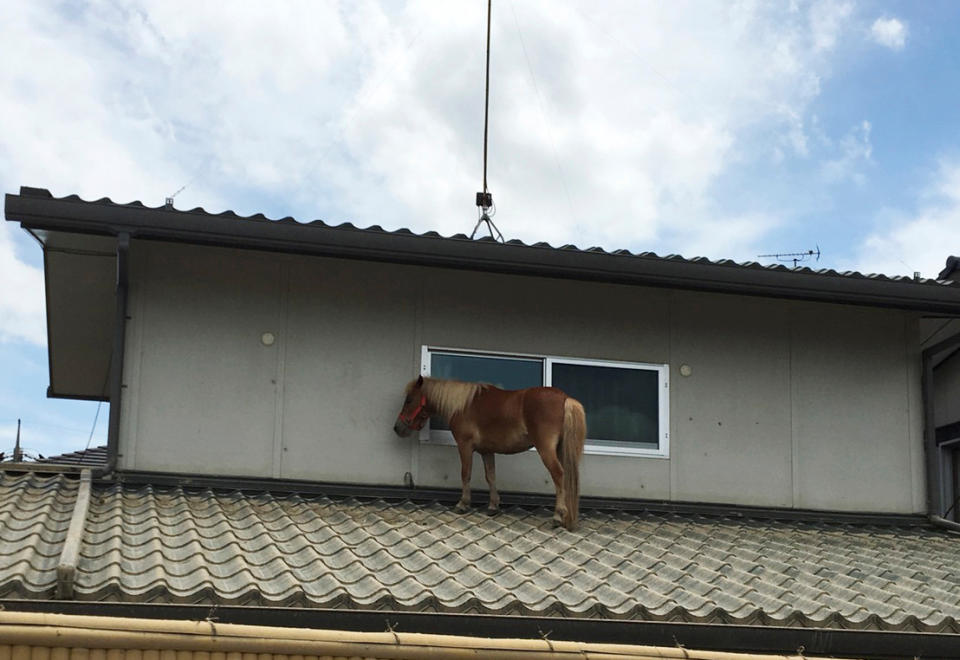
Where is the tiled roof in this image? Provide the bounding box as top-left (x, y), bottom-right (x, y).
top-left (940, 255), bottom-right (960, 280)
top-left (35, 446), bottom-right (107, 467)
top-left (2, 470), bottom-right (959, 633)
top-left (9, 188), bottom-right (960, 316)
top-left (14, 188), bottom-right (960, 288)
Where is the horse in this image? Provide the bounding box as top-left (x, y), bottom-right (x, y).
top-left (393, 375), bottom-right (586, 530)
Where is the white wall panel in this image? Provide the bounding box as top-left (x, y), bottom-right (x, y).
top-left (119, 241), bottom-right (923, 512)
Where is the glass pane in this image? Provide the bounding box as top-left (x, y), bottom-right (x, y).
top-left (429, 353), bottom-right (543, 430)
top-left (431, 353), bottom-right (542, 389)
top-left (551, 362), bottom-right (659, 448)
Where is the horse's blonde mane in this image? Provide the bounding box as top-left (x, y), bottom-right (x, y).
top-left (408, 377), bottom-right (486, 422)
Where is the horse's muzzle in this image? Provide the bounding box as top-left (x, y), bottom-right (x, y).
top-left (393, 419), bottom-right (414, 437)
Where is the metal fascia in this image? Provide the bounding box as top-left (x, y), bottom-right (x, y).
top-left (7, 191), bottom-right (960, 314)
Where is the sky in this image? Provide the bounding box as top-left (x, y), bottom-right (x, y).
top-left (1, 0), bottom-right (960, 459)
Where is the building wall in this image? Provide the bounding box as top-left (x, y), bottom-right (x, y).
top-left (119, 240), bottom-right (925, 513)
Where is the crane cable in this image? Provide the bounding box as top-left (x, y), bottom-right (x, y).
top-left (471, 0), bottom-right (504, 241)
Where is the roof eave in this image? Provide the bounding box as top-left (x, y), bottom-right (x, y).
top-left (7, 188), bottom-right (960, 315)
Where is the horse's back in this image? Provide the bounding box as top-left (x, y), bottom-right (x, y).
top-left (455, 386), bottom-right (565, 453)
top-left (519, 386), bottom-right (567, 437)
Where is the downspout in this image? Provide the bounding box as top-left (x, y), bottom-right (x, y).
top-left (920, 327), bottom-right (960, 532)
top-left (95, 232), bottom-right (130, 478)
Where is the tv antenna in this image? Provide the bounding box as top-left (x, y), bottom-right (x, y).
top-left (470, 0), bottom-right (504, 242)
top-left (758, 246), bottom-right (821, 269)
top-left (2, 419), bottom-right (41, 463)
top-left (165, 183), bottom-right (188, 209)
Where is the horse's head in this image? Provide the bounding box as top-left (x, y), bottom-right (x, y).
top-left (394, 375), bottom-right (430, 437)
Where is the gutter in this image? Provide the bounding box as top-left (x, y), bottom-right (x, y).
top-left (97, 232), bottom-right (129, 478)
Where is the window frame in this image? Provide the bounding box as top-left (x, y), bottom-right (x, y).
top-left (419, 346), bottom-right (670, 458)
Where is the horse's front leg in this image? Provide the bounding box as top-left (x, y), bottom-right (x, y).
top-left (481, 453), bottom-right (499, 515)
top-left (454, 439), bottom-right (473, 513)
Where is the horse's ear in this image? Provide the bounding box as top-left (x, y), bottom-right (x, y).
top-left (416, 375), bottom-right (424, 388)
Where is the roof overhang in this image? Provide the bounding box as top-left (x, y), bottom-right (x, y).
top-left (7, 186), bottom-right (960, 322)
top-left (28, 228), bottom-right (116, 400)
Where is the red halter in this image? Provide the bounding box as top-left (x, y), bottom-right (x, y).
top-left (398, 394), bottom-right (429, 429)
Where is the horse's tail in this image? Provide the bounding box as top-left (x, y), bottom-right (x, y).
top-left (560, 397), bottom-right (586, 530)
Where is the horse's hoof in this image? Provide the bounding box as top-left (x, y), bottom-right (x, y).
top-left (486, 507), bottom-right (500, 516)
top-left (551, 518), bottom-right (563, 528)
top-left (454, 503), bottom-right (470, 513)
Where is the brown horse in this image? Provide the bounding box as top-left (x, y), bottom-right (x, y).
top-left (393, 376), bottom-right (586, 530)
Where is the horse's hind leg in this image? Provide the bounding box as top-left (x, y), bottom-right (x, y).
top-left (534, 438), bottom-right (566, 527)
top-left (482, 453), bottom-right (500, 515)
top-left (454, 440), bottom-right (473, 513)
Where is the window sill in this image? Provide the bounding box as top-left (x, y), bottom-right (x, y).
top-left (419, 435), bottom-right (669, 459)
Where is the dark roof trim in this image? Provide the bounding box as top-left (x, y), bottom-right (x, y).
top-left (111, 468), bottom-right (933, 527)
top-left (4, 600), bottom-right (956, 659)
top-left (939, 256), bottom-right (959, 280)
top-left (36, 446), bottom-right (108, 467)
top-left (7, 187), bottom-right (960, 314)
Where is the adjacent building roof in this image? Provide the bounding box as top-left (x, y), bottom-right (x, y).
top-left (35, 446), bottom-right (107, 467)
top-left (6, 186), bottom-right (960, 314)
top-left (2, 470), bottom-right (958, 635)
top-left (940, 256), bottom-right (960, 281)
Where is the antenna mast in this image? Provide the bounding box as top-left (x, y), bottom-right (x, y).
top-left (758, 246), bottom-right (821, 269)
top-left (471, 0), bottom-right (504, 241)
top-left (13, 419), bottom-right (22, 463)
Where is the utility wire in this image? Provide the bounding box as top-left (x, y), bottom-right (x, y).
top-left (472, 0), bottom-right (504, 241)
top-left (86, 353), bottom-right (112, 450)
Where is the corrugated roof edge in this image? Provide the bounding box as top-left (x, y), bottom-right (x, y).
top-left (7, 187), bottom-right (960, 313)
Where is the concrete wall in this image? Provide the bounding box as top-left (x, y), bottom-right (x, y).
top-left (119, 240), bottom-right (925, 513)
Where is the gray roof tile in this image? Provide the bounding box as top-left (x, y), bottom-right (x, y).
top-left (3, 470), bottom-right (960, 632)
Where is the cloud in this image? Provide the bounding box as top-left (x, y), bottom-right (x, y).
top-left (820, 120), bottom-right (872, 185)
top-left (849, 160), bottom-right (960, 278)
top-left (870, 17), bottom-right (908, 51)
top-left (0, 223), bottom-right (45, 345)
top-left (810, 0), bottom-right (854, 52)
top-left (340, 0), bottom-right (856, 257)
top-left (0, 0), bottom-right (859, 265)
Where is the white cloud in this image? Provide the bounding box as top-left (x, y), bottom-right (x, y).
top-left (0, 223), bottom-right (45, 345)
top-left (0, 0), bottom-right (859, 264)
top-left (821, 120), bottom-right (872, 185)
top-left (339, 0), bottom-right (856, 257)
top-left (870, 17), bottom-right (908, 51)
top-left (810, 0), bottom-right (854, 52)
top-left (849, 160), bottom-right (960, 278)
